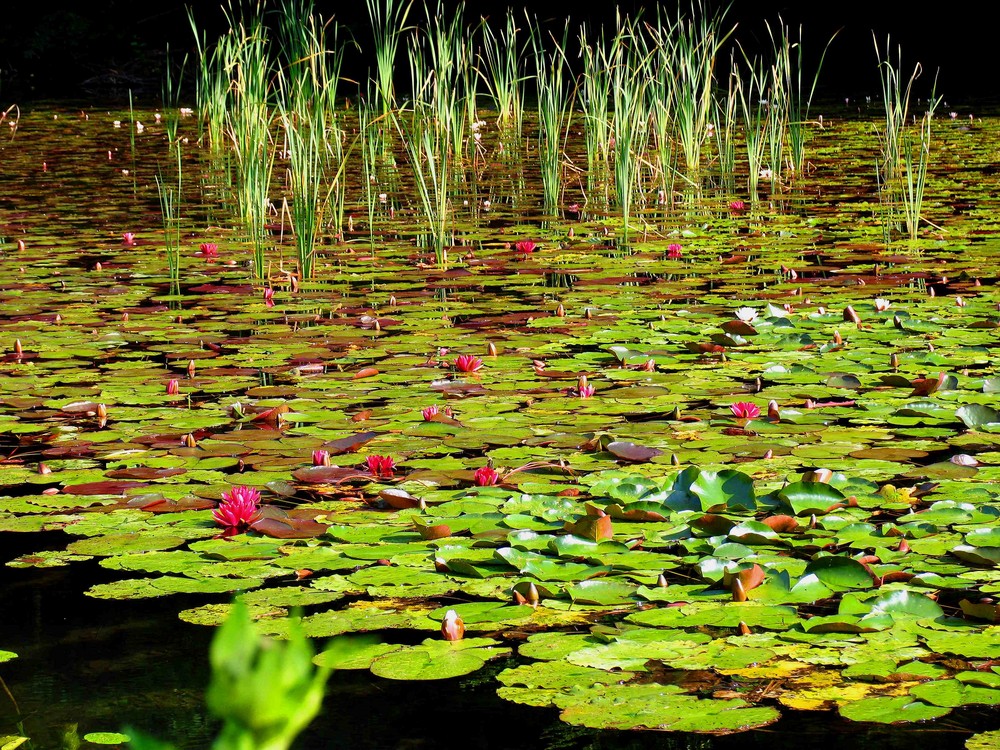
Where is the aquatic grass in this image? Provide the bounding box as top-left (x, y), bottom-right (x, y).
top-left (478, 13), bottom-right (525, 135)
top-left (395, 107), bottom-right (452, 268)
top-left (604, 11), bottom-right (653, 243)
top-left (780, 21), bottom-right (838, 178)
top-left (161, 44), bottom-right (187, 148)
top-left (529, 16), bottom-right (575, 213)
top-left (671, 2), bottom-right (733, 185)
top-left (711, 72), bottom-right (738, 194)
top-left (645, 13), bottom-right (680, 201)
top-left (155, 146), bottom-right (183, 289)
top-left (734, 52), bottom-right (769, 200)
top-left (578, 22), bottom-right (612, 202)
top-left (874, 36), bottom-right (942, 241)
top-left (366, 0), bottom-right (413, 120)
top-left (188, 6), bottom-right (233, 149)
top-left (222, 3), bottom-right (276, 278)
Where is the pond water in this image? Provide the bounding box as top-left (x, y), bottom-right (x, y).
top-left (2, 101), bottom-right (1000, 748)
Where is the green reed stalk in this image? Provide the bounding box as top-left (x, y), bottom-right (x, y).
top-left (358, 94), bottom-right (381, 250)
top-left (188, 8), bottom-right (231, 149)
top-left (899, 78), bottom-right (941, 241)
top-left (874, 37), bottom-right (941, 241)
top-left (529, 17), bottom-right (574, 213)
top-left (162, 45), bottom-right (187, 147)
top-left (604, 12), bottom-right (652, 243)
top-left (155, 147), bottom-right (183, 287)
top-left (712, 73), bottom-right (738, 194)
top-left (735, 52), bottom-right (769, 200)
top-left (409, 1), bottom-right (471, 163)
top-left (396, 108), bottom-right (451, 267)
top-left (782, 22), bottom-right (837, 178)
top-left (478, 13), bottom-right (524, 135)
top-left (366, 0), bottom-right (413, 120)
top-left (223, 4), bottom-right (275, 278)
top-left (645, 12), bottom-right (679, 201)
top-left (671, 3), bottom-right (732, 184)
top-left (578, 23), bottom-right (611, 199)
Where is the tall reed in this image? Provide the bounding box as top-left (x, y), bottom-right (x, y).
top-left (223, 3), bottom-right (275, 278)
top-left (605, 12), bottom-right (652, 242)
top-left (780, 22), bottom-right (838, 178)
top-left (155, 147), bottom-right (183, 288)
top-left (645, 13), bottom-right (679, 200)
top-left (366, 0), bottom-right (413, 120)
top-left (478, 13), bottom-right (524, 135)
top-left (875, 36), bottom-right (941, 241)
top-left (671, 3), bottom-right (732, 184)
top-left (529, 17), bottom-right (574, 213)
top-left (578, 23), bottom-right (612, 200)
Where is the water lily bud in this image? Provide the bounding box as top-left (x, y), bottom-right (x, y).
top-left (95, 262), bottom-right (103, 272)
top-left (584, 307), bottom-right (593, 319)
top-left (187, 359), bottom-right (196, 378)
top-left (670, 406), bottom-right (681, 420)
top-left (166, 379), bottom-right (180, 395)
top-left (763, 449), bottom-right (773, 459)
top-left (487, 342), bottom-right (498, 357)
top-left (96, 403), bottom-right (108, 428)
top-left (843, 305), bottom-right (860, 324)
top-left (388, 295), bottom-right (397, 307)
top-left (891, 353), bottom-right (899, 370)
top-left (670, 453), bottom-right (680, 466)
top-left (374, 319), bottom-right (381, 332)
top-left (833, 330), bottom-right (842, 345)
top-left (731, 577), bottom-right (746, 602)
top-left (183, 433), bottom-right (197, 448)
top-left (657, 573), bottom-right (668, 588)
top-left (54, 314), bottom-right (61, 324)
top-left (555, 303), bottom-right (565, 318)
top-left (577, 375), bottom-right (588, 392)
top-left (16, 239), bottom-right (25, 252)
top-left (441, 610), bottom-right (465, 641)
top-left (738, 622), bottom-right (752, 636)
top-left (929, 286), bottom-right (935, 297)
top-left (898, 538), bottom-right (910, 553)
top-left (434, 557), bottom-right (449, 573)
top-left (754, 377), bottom-right (762, 392)
top-left (956, 296), bottom-right (966, 307)
top-left (526, 582), bottom-right (540, 606)
top-left (38, 462), bottom-right (52, 474)
top-left (13, 339), bottom-right (22, 356)
top-left (810, 468), bottom-right (833, 483)
top-left (767, 400), bottom-right (780, 421)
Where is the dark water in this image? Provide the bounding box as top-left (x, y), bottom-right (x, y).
top-left (0, 530), bottom-right (979, 749)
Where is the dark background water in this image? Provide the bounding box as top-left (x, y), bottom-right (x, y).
top-left (0, 530), bottom-right (986, 749)
top-left (0, 0), bottom-right (988, 105)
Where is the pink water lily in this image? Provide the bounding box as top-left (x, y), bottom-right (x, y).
top-left (213, 485), bottom-right (261, 530)
top-left (729, 200), bottom-right (746, 212)
top-left (166, 378), bottom-right (180, 395)
top-left (422, 405), bottom-right (439, 421)
top-left (730, 402), bottom-right (761, 419)
top-left (666, 244), bottom-right (682, 259)
top-left (455, 354), bottom-right (484, 373)
top-left (263, 288), bottom-right (275, 308)
top-left (199, 242), bottom-right (219, 258)
top-left (312, 449), bottom-right (331, 466)
top-left (365, 454), bottom-right (396, 478)
top-left (474, 465), bottom-right (500, 486)
top-left (514, 240), bottom-right (536, 254)
top-left (578, 384), bottom-right (596, 398)
top-left (122, 232), bottom-right (136, 245)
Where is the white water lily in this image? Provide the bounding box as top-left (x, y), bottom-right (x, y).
top-left (735, 307), bottom-right (758, 323)
top-left (873, 298), bottom-right (891, 311)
